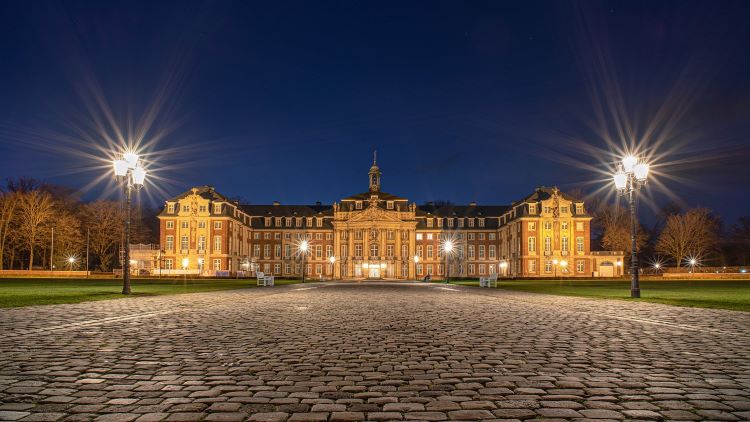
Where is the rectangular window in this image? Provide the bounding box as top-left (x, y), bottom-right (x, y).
top-left (254, 233), bottom-right (260, 240)
top-left (479, 218), bottom-right (485, 227)
top-left (576, 221), bottom-right (584, 231)
top-left (426, 264), bottom-right (433, 275)
top-left (275, 245), bottom-right (281, 258)
top-left (458, 219), bottom-right (464, 228)
top-left (417, 245), bottom-right (423, 257)
top-left (562, 222), bottom-right (568, 231)
top-left (562, 237), bottom-right (569, 251)
top-left (479, 233), bottom-right (485, 240)
top-left (213, 259), bottom-right (221, 270)
top-left (315, 264), bottom-right (322, 275)
top-left (479, 245), bottom-right (485, 259)
top-left (356, 201), bottom-right (363, 209)
top-left (214, 236), bottom-right (222, 252)
top-left (198, 236), bottom-right (206, 251)
top-left (387, 230), bottom-right (394, 240)
top-left (401, 244), bottom-right (408, 258)
top-left (166, 221), bottom-right (174, 229)
top-left (275, 217), bottom-right (281, 227)
top-left (529, 204), bottom-right (536, 214)
top-left (285, 263), bottom-right (292, 274)
top-left (341, 244), bottom-right (348, 258)
top-left (468, 219), bottom-right (475, 228)
top-left (468, 245), bottom-right (475, 259)
top-left (416, 233), bottom-right (423, 240)
top-left (528, 260), bottom-right (536, 273)
top-left (214, 221), bottom-right (222, 229)
top-left (417, 264), bottom-right (423, 276)
top-left (561, 206), bottom-right (568, 214)
top-left (213, 203), bottom-right (221, 214)
top-left (296, 217), bottom-right (302, 227)
top-left (489, 245), bottom-right (496, 259)
top-left (274, 264), bottom-right (281, 274)
top-left (198, 221), bottom-right (206, 229)
top-left (164, 259), bottom-right (173, 270)
top-left (489, 233), bottom-right (496, 240)
top-left (468, 264), bottom-right (475, 275)
top-left (478, 264), bottom-right (485, 275)
top-left (181, 221), bottom-right (188, 229)
top-left (576, 237), bottom-right (584, 253)
top-left (326, 245), bottom-right (333, 258)
top-left (427, 245), bottom-right (433, 258)
top-left (166, 235), bottom-right (174, 251)
top-left (528, 236), bottom-right (536, 253)
top-left (426, 219), bottom-right (433, 228)
top-left (315, 245), bottom-right (322, 258)
top-left (577, 260), bottom-right (585, 273)
top-left (264, 244), bottom-right (271, 258)
top-left (182, 205), bottom-right (189, 212)
top-left (529, 222), bottom-right (536, 231)
top-left (545, 261), bottom-right (552, 273)
top-left (427, 233), bottom-right (433, 240)
top-left (355, 230), bottom-right (363, 240)
top-left (167, 203), bottom-right (175, 213)
top-left (285, 244), bottom-right (292, 258)
top-left (355, 243), bottom-right (363, 257)
top-left (264, 263), bottom-right (270, 273)
top-left (387, 201), bottom-right (394, 209)
top-left (576, 204), bottom-right (584, 214)
top-left (544, 237), bottom-right (551, 253)
top-left (544, 222), bottom-right (552, 230)
top-left (468, 233), bottom-right (475, 240)
top-left (254, 244), bottom-right (260, 257)
top-left (387, 244), bottom-right (394, 257)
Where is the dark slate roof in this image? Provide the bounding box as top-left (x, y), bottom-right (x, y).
top-left (341, 191), bottom-right (408, 202)
top-left (417, 205), bottom-right (510, 217)
top-left (239, 204), bottom-right (333, 217)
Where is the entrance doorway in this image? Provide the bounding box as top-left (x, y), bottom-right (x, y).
top-left (368, 266), bottom-right (380, 278)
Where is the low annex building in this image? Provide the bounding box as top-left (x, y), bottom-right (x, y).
top-left (157, 157), bottom-right (623, 279)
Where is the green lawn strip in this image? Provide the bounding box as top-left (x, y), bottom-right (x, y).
top-left (447, 278), bottom-right (750, 312)
top-left (0, 278), bottom-right (304, 308)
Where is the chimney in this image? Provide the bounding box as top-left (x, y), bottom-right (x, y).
top-left (315, 201), bottom-right (322, 206)
top-left (469, 201), bottom-right (477, 206)
top-left (273, 201), bottom-right (280, 206)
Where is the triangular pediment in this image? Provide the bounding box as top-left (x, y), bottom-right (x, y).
top-left (348, 205), bottom-right (403, 223)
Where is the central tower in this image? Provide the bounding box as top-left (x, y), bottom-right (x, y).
top-left (369, 150), bottom-right (381, 193)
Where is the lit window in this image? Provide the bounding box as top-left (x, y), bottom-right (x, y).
top-left (167, 203), bottom-right (175, 213)
top-left (214, 203), bottom-right (221, 214)
top-left (416, 233), bottom-right (423, 240)
top-left (214, 221), bottom-right (222, 229)
top-left (356, 201), bottom-right (363, 209)
top-left (577, 260), bottom-right (585, 272)
top-left (387, 201), bottom-right (394, 209)
top-left (528, 222), bottom-right (536, 231)
top-left (528, 260), bottom-right (536, 273)
top-left (166, 221), bottom-right (174, 229)
top-left (214, 236), bottom-right (222, 252)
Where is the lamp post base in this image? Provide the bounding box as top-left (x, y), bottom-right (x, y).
top-left (630, 288), bottom-right (640, 298)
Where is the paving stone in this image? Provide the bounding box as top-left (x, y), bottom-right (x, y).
top-left (0, 282), bottom-right (748, 422)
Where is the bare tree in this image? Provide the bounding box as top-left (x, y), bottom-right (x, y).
top-left (595, 202), bottom-right (648, 264)
top-left (47, 211), bottom-right (84, 268)
top-left (0, 190), bottom-right (20, 269)
top-left (81, 200), bottom-right (124, 271)
top-left (656, 208), bottom-right (719, 266)
top-left (16, 190), bottom-right (55, 270)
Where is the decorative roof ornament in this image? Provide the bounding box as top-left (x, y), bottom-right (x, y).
top-left (369, 150), bottom-right (381, 193)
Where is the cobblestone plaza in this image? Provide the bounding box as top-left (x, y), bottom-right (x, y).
top-left (1, 282), bottom-right (748, 421)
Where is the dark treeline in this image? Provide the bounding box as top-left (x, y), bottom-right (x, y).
top-left (0, 177), bottom-right (159, 271)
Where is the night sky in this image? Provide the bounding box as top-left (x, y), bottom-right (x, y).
top-left (1, 1), bottom-right (749, 223)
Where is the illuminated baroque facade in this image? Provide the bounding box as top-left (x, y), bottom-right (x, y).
top-left (157, 158), bottom-right (624, 279)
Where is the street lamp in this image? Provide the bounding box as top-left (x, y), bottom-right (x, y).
top-left (442, 239), bottom-right (454, 283)
top-left (560, 259), bottom-right (568, 274)
top-left (113, 151), bottom-right (147, 295)
top-left (613, 154), bottom-right (649, 298)
top-left (67, 256), bottom-right (76, 271)
top-left (299, 239), bottom-right (309, 283)
top-left (329, 255), bottom-right (336, 280)
top-left (552, 258), bottom-right (559, 277)
top-left (198, 258), bottom-right (204, 276)
top-left (499, 260), bottom-right (508, 277)
top-left (413, 255), bottom-right (420, 280)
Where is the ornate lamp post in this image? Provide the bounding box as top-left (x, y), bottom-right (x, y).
top-left (613, 155), bottom-right (650, 298)
top-left (413, 255), bottom-right (420, 280)
top-left (552, 259), bottom-right (559, 277)
top-left (113, 151), bottom-right (147, 295)
top-left (299, 239), bottom-right (309, 282)
top-left (329, 255), bottom-right (336, 280)
top-left (442, 239), bottom-right (454, 284)
top-left (499, 260), bottom-right (508, 277)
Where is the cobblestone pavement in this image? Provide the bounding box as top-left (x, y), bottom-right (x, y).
top-left (1, 282), bottom-right (749, 422)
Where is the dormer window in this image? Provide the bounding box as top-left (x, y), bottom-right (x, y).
top-left (264, 217), bottom-right (271, 226)
top-left (275, 217), bottom-right (281, 227)
top-left (479, 218), bottom-right (485, 228)
top-left (356, 201), bottom-right (363, 210)
top-left (306, 217), bottom-right (313, 226)
top-left (167, 203), bottom-right (174, 213)
top-left (316, 217), bottom-right (322, 227)
top-left (448, 218), bottom-right (454, 227)
top-left (426, 218), bottom-right (433, 228)
top-left (468, 219), bottom-right (475, 228)
top-left (387, 201), bottom-right (394, 210)
top-left (576, 204), bottom-right (584, 214)
top-left (214, 203), bottom-right (222, 214)
top-left (458, 219), bottom-right (464, 228)
top-left (437, 218), bottom-right (443, 227)
top-left (296, 217), bottom-right (302, 227)
top-left (528, 204), bottom-right (536, 214)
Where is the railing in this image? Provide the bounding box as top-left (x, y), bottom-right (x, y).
top-left (591, 251), bottom-right (625, 256)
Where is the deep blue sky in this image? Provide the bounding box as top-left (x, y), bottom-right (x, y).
top-left (1, 1), bottom-right (749, 223)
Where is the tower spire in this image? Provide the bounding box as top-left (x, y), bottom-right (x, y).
top-left (369, 150), bottom-right (381, 193)
top-left (373, 149), bottom-right (377, 166)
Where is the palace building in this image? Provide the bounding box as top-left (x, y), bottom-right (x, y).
top-left (156, 157), bottom-right (624, 279)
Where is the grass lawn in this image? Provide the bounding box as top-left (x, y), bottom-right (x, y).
top-left (0, 277), bottom-right (304, 308)
top-left (446, 278), bottom-right (750, 311)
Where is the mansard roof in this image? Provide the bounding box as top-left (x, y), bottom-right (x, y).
top-left (239, 204), bottom-right (332, 217)
top-left (417, 204), bottom-right (510, 217)
top-left (514, 186), bottom-right (581, 205)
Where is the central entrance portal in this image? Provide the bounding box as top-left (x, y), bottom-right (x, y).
top-left (368, 266), bottom-right (380, 279)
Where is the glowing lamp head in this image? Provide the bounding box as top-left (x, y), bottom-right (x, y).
top-left (654, 263), bottom-right (661, 269)
top-left (132, 166), bottom-right (147, 186)
top-left (329, 256), bottom-right (336, 264)
top-left (413, 255), bottom-right (420, 263)
top-left (499, 261), bottom-right (508, 269)
top-left (689, 258), bottom-right (697, 266)
top-left (299, 240), bottom-right (309, 252)
top-left (613, 170), bottom-right (627, 190)
top-left (68, 257), bottom-right (76, 264)
top-left (634, 162), bottom-right (649, 181)
top-left (124, 151), bottom-right (139, 169)
top-left (552, 259), bottom-right (559, 265)
top-left (560, 260), bottom-right (568, 268)
top-left (113, 160), bottom-right (128, 177)
top-left (182, 258), bottom-right (189, 269)
top-left (616, 261), bottom-right (622, 266)
top-left (622, 155), bottom-right (638, 173)
top-left (443, 240), bottom-right (454, 253)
